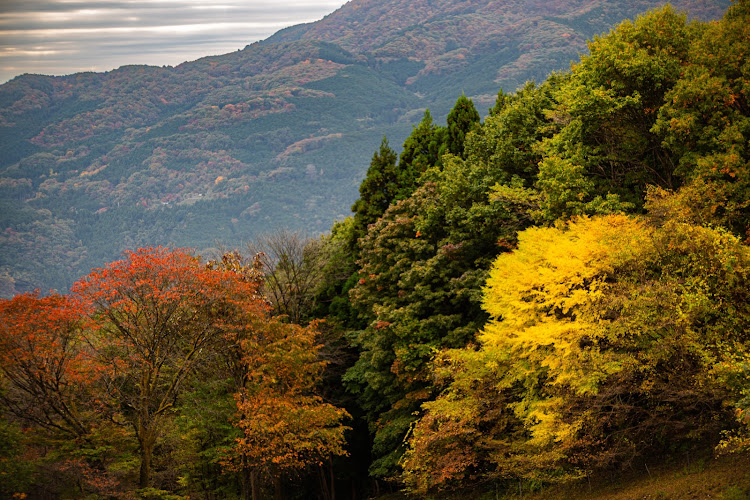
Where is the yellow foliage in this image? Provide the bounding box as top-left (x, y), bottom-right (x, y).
top-left (481, 215), bottom-right (651, 396)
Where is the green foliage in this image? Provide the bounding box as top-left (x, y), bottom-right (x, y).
top-left (351, 137), bottom-right (400, 242)
top-left (310, 217), bottom-right (364, 329)
top-left (345, 81), bottom-right (556, 479)
top-left (169, 377), bottom-right (240, 497)
top-left (444, 94), bottom-right (481, 158)
top-left (536, 6), bottom-right (698, 221)
top-left (398, 109), bottom-right (445, 191)
top-left (653, 0), bottom-right (750, 237)
top-left (0, 417), bottom-right (36, 497)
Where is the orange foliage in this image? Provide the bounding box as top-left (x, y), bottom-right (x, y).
top-left (71, 246), bottom-right (269, 487)
top-left (0, 292), bottom-right (94, 438)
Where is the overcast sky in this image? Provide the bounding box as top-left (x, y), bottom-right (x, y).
top-left (0, 0), bottom-right (349, 84)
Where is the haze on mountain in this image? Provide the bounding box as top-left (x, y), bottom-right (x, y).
top-left (0, 0), bottom-right (730, 296)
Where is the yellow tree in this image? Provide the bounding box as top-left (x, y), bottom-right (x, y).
top-left (404, 214), bottom-right (750, 492)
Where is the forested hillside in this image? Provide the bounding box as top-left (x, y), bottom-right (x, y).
top-left (2, 1), bottom-right (748, 498)
top-left (0, 0), bottom-right (729, 296)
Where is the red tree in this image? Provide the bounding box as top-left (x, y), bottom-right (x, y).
top-left (72, 247), bottom-right (266, 488)
top-left (0, 292), bottom-right (92, 438)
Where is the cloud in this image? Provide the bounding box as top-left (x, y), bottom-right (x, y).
top-left (0, 0), bottom-right (348, 83)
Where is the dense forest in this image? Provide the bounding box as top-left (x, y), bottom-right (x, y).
top-left (1, 1), bottom-right (750, 498)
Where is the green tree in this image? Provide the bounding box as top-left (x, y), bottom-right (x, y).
top-left (653, 0), bottom-right (750, 237)
top-left (351, 137), bottom-right (400, 243)
top-left (397, 109), bottom-right (445, 193)
top-left (345, 82), bottom-right (555, 479)
top-left (444, 93), bottom-right (481, 158)
top-left (536, 6), bottom-right (701, 221)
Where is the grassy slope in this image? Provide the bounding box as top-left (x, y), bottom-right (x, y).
top-left (376, 452), bottom-right (750, 499)
top-left (528, 453), bottom-right (750, 500)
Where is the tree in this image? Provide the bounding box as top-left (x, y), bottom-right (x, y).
top-left (398, 109), bottom-right (445, 193)
top-left (351, 137), bottom-right (400, 243)
top-left (199, 251), bottom-right (350, 500)
top-left (403, 214), bottom-right (750, 491)
top-left (246, 230), bottom-right (327, 325)
top-left (444, 93), bottom-right (480, 158)
top-left (310, 217), bottom-right (364, 330)
top-left (0, 292), bottom-right (91, 439)
top-left (229, 319), bottom-right (350, 500)
top-left (345, 82), bottom-right (555, 479)
top-left (72, 247), bottom-right (266, 488)
top-left (0, 292), bottom-right (127, 497)
top-left (652, 0), bottom-right (750, 238)
top-left (536, 6), bottom-right (699, 221)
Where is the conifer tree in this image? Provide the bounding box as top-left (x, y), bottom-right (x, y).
top-left (398, 109), bottom-right (445, 193)
top-left (345, 82), bottom-right (555, 479)
top-left (351, 137), bottom-right (399, 242)
top-left (444, 93), bottom-right (481, 158)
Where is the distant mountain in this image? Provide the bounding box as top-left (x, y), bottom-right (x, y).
top-left (0, 0), bottom-right (730, 296)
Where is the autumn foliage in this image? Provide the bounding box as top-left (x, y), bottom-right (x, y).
top-left (2, 1), bottom-right (750, 498)
top-left (0, 247), bottom-right (348, 497)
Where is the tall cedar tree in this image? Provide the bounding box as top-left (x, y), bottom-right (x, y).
top-left (398, 109), bottom-right (445, 194)
top-left (444, 93), bottom-right (481, 158)
top-left (351, 138), bottom-right (400, 243)
top-left (345, 82), bottom-right (556, 479)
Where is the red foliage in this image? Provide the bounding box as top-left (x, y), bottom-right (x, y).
top-left (0, 291), bottom-right (94, 437)
top-left (71, 246), bottom-right (272, 488)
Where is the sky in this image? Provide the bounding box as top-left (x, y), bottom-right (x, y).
top-left (0, 0), bottom-right (349, 84)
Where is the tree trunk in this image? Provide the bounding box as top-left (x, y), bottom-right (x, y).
top-left (240, 466), bottom-right (251, 500)
top-left (273, 476), bottom-right (283, 500)
top-left (329, 457), bottom-right (336, 500)
top-left (251, 470), bottom-right (261, 500)
top-left (138, 432), bottom-right (156, 488)
top-left (318, 465), bottom-right (331, 500)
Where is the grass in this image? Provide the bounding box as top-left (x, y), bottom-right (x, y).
top-left (517, 452), bottom-right (750, 500)
top-left (374, 451), bottom-right (750, 500)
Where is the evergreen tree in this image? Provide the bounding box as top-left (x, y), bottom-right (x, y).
top-left (345, 82), bottom-right (555, 479)
top-left (351, 137), bottom-right (400, 243)
top-left (398, 109), bottom-right (445, 194)
top-left (444, 93), bottom-right (481, 158)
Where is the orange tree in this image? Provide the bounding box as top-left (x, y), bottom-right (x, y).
top-left (205, 252), bottom-right (349, 500)
top-left (0, 292), bottom-right (128, 496)
top-left (0, 292), bottom-right (91, 439)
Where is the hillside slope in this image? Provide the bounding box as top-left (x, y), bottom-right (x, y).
top-left (0, 0), bottom-right (730, 295)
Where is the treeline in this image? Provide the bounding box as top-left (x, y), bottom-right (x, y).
top-left (2, 2), bottom-right (750, 498)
